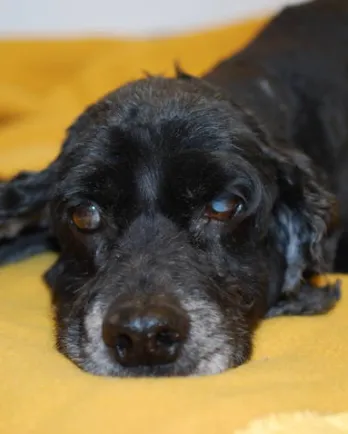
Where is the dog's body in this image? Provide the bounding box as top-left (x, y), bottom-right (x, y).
top-left (0, 0), bottom-right (347, 376)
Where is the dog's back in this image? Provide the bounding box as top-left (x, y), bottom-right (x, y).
top-left (205, 0), bottom-right (348, 183)
top-left (208, 0), bottom-right (348, 86)
top-left (238, 0), bottom-right (348, 77)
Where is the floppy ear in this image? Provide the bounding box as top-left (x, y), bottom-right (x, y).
top-left (244, 111), bottom-right (338, 294)
top-left (0, 161), bottom-right (59, 264)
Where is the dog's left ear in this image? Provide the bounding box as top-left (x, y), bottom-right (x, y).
top-left (0, 160), bottom-right (58, 263)
top-left (244, 112), bottom-right (338, 293)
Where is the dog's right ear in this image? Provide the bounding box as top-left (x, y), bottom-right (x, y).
top-left (240, 108), bottom-right (337, 294)
top-left (0, 160), bottom-right (59, 263)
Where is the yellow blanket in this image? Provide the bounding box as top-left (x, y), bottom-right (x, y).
top-left (0, 18), bottom-right (348, 434)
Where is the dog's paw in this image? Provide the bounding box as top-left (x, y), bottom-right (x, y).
top-left (266, 279), bottom-right (341, 318)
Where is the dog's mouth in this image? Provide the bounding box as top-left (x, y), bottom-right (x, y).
top-left (56, 296), bottom-right (248, 377)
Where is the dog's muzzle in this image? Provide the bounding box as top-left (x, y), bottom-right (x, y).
top-left (102, 297), bottom-right (190, 367)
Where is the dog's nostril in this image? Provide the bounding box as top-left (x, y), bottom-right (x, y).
top-left (154, 329), bottom-right (181, 348)
top-left (115, 333), bottom-right (133, 359)
top-left (102, 303), bottom-right (189, 368)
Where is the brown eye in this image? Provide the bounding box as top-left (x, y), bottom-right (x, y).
top-left (205, 196), bottom-right (243, 221)
top-left (71, 203), bottom-right (101, 232)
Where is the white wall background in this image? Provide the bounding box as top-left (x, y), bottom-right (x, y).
top-left (0, 0), bottom-right (305, 37)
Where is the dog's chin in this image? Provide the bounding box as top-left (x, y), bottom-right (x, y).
top-left (56, 297), bottom-right (249, 378)
top-left (62, 351), bottom-right (232, 378)
top-left (57, 330), bottom-right (233, 378)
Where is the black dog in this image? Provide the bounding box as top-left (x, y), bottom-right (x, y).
top-left (0, 0), bottom-right (346, 377)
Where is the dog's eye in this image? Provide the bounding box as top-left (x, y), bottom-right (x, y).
top-left (205, 196), bottom-right (243, 221)
top-left (70, 203), bottom-right (101, 232)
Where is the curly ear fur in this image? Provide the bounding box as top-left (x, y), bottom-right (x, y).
top-left (0, 162), bottom-right (58, 264)
top-left (243, 110), bottom-right (338, 294)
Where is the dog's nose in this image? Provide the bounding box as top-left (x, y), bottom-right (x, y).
top-left (102, 303), bottom-right (189, 367)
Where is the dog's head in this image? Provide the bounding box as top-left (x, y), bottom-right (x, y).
top-left (0, 76), bottom-right (335, 376)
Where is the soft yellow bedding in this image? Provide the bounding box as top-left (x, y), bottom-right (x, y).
top-left (0, 18), bottom-right (348, 434)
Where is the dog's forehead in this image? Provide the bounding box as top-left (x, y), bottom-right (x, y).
top-left (68, 77), bottom-right (244, 143)
top-left (111, 76), bottom-right (223, 110)
top-left (61, 77), bottom-right (242, 165)
top-left (59, 122), bottom-right (227, 202)
top-left (56, 77), bottom-right (254, 201)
